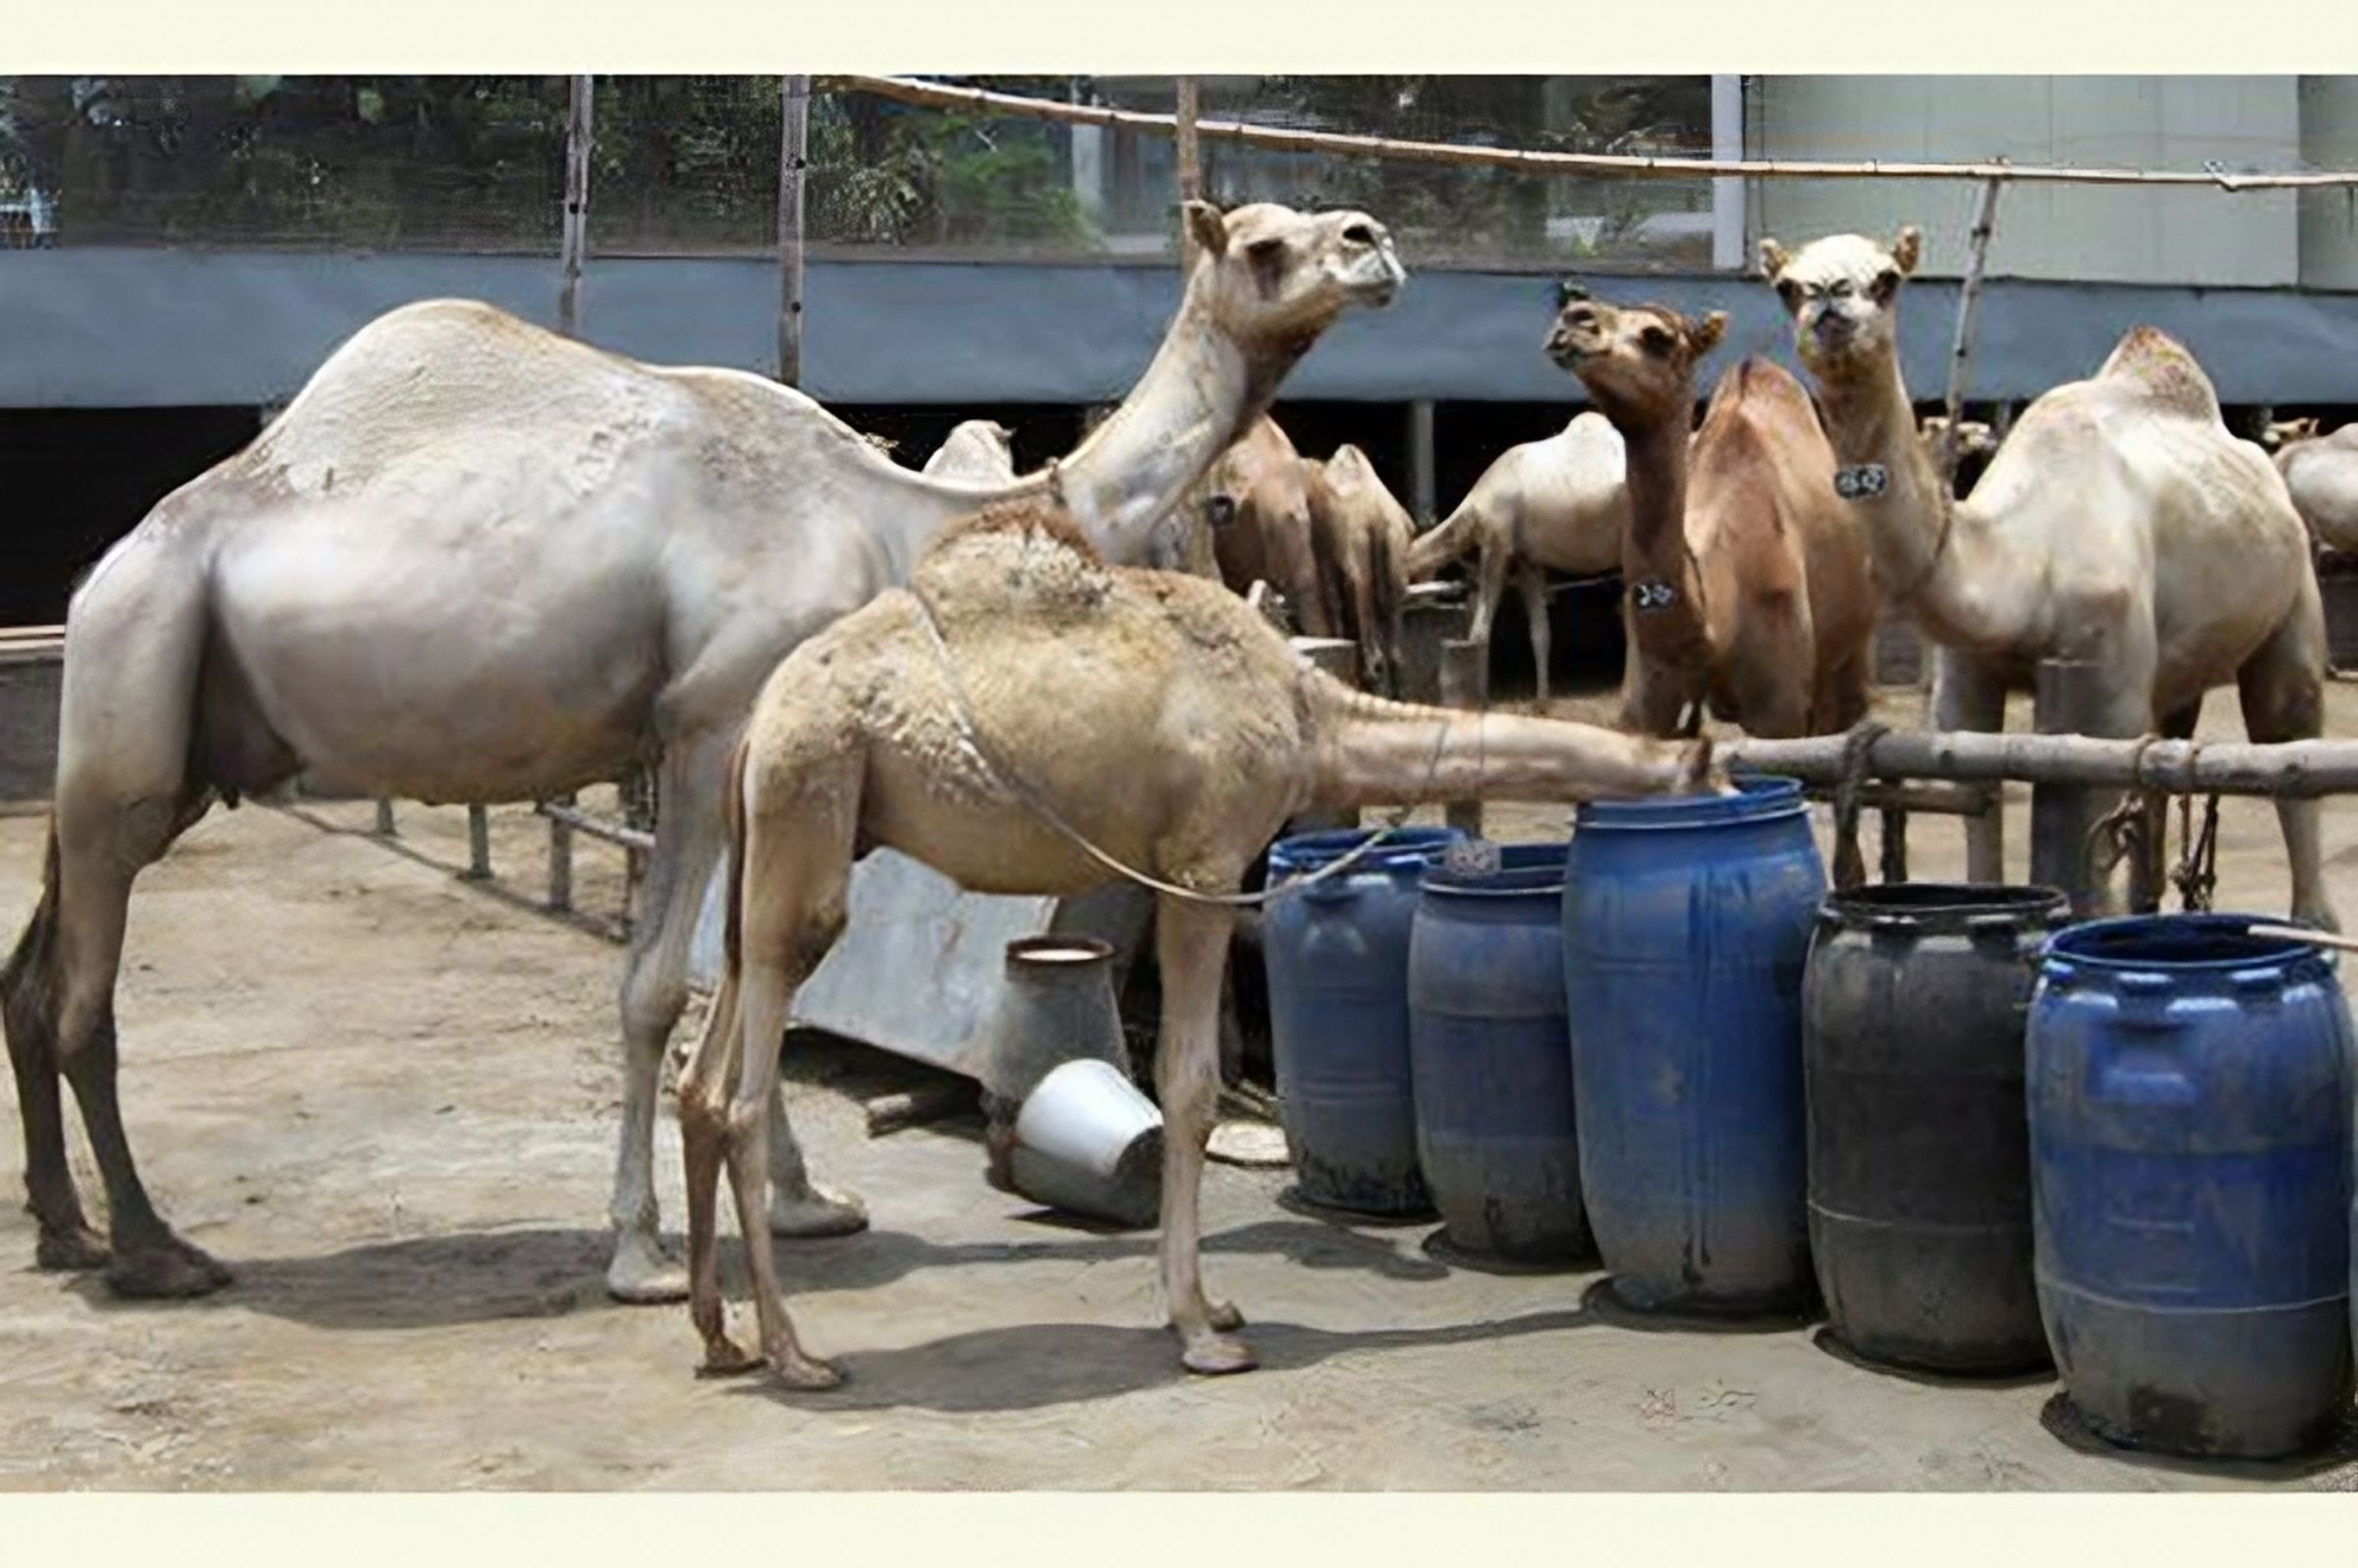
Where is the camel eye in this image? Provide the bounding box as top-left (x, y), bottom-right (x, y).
top-left (1776, 280), bottom-right (1803, 311)
top-left (1870, 268), bottom-right (1901, 302)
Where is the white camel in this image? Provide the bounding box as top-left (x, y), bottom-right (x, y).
top-left (0, 199), bottom-right (1406, 1303)
top-left (921, 420), bottom-right (1017, 482)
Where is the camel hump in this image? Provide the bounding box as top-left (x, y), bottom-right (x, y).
top-left (2096, 325), bottom-right (2221, 420)
top-left (1326, 443), bottom-right (1376, 481)
top-left (1701, 356), bottom-right (1816, 439)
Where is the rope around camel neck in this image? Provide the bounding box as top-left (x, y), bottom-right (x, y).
top-left (906, 576), bottom-right (1460, 909)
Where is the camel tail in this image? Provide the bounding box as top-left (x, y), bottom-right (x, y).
top-left (0, 822), bottom-right (64, 1069)
top-left (1404, 501), bottom-right (1480, 580)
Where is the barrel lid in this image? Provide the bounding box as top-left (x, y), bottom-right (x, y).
top-left (1820, 881), bottom-right (2072, 936)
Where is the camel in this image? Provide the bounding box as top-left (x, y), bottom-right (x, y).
top-left (1308, 443), bottom-right (1413, 695)
top-left (1545, 284), bottom-right (1876, 739)
top-left (1197, 415), bottom-right (1336, 640)
top-left (0, 198), bottom-right (1406, 1304)
top-left (1761, 226), bottom-right (2334, 928)
top-left (921, 420), bottom-right (1017, 482)
top-left (676, 498), bottom-right (1721, 1388)
top-left (2270, 421), bottom-right (2358, 554)
top-left (1402, 413), bottom-right (1630, 705)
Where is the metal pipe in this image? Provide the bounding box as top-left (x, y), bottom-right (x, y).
top-left (464, 805), bottom-right (491, 881)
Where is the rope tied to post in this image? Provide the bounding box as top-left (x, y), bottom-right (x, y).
top-left (2173, 786), bottom-right (2224, 914)
top-left (2081, 735), bottom-right (2163, 892)
top-left (1829, 719), bottom-right (1891, 892)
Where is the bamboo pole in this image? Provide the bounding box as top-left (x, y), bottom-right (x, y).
top-left (1934, 173), bottom-right (2005, 484)
top-left (832, 75), bottom-right (2358, 193)
top-left (559, 75), bottom-right (593, 337)
top-left (778, 74), bottom-right (812, 387)
top-left (1720, 728), bottom-right (2358, 799)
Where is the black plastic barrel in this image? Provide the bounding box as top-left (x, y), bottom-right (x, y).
top-left (1802, 882), bottom-right (2072, 1373)
top-left (1407, 841), bottom-right (1591, 1263)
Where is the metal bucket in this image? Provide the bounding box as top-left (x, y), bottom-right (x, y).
top-left (1007, 1058), bottom-right (1165, 1229)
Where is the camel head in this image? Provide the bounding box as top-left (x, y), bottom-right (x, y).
top-left (1759, 227), bottom-right (1921, 378)
top-left (1918, 415), bottom-right (1997, 463)
top-left (2263, 417), bottom-right (2322, 452)
top-left (1544, 280), bottom-right (1727, 427)
top-left (1182, 200), bottom-right (1406, 351)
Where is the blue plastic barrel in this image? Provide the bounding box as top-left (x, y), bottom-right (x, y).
top-left (1263, 824), bottom-right (1461, 1215)
top-left (1408, 841), bottom-right (1591, 1263)
top-left (2030, 913), bottom-right (2355, 1460)
top-left (1560, 774), bottom-right (1825, 1311)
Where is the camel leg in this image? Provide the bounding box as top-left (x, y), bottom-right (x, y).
top-left (709, 762), bottom-right (861, 1390)
top-left (680, 965), bottom-right (759, 1375)
top-left (1517, 566), bottom-right (1552, 710)
top-left (2237, 582), bottom-right (2339, 930)
top-left (1466, 538), bottom-right (1510, 683)
top-left (50, 804), bottom-right (234, 1297)
top-left (1931, 647), bottom-right (2009, 883)
top-left (1151, 893), bottom-right (1252, 1374)
top-left (2, 837), bottom-right (107, 1271)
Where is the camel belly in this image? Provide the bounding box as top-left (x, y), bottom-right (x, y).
top-left (208, 517), bottom-right (668, 803)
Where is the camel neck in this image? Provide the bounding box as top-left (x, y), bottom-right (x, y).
top-left (1609, 410), bottom-right (1712, 672)
top-left (1812, 356), bottom-right (1965, 619)
top-left (1053, 304), bottom-right (1275, 562)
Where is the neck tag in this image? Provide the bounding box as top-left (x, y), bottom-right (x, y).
top-left (1631, 577), bottom-right (1679, 613)
top-left (1834, 463), bottom-right (1889, 501)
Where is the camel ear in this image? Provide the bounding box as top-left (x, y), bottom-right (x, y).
top-left (1689, 310), bottom-right (1728, 358)
top-left (1891, 225), bottom-right (1923, 276)
top-left (1758, 238), bottom-right (1790, 279)
top-left (1184, 200), bottom-right (1228, 258)
top-left (1556, 277), bottom-right (1590, 308)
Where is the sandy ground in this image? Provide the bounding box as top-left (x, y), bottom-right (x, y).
top-left (1, 681), bottom-right (2355, 1492)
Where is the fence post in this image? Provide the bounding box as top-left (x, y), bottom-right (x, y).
top-left (464, 806), bottom-right (491, 881)
top-left (1438, 638), bottom-right (1487, 838)
top-left (1407, 399), bottom-right (1437, 528)
top-left (373, 799), bottom-right (396, 837)
top-left (548, 793), bottom-right (576, 915)
top-left (778, 74), bottom-right (810, 387)
top-left (2030, 656), bottom-right (2106, 915)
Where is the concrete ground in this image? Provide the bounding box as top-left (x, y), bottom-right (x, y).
top-left (1, 680), bottom-right (2355, 1491)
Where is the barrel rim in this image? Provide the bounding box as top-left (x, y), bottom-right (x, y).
top-left (2039, 911), bottom-right (2337, 975)
top-left (1419, 840), bottom-right (1569, 895)
top-left (1820, 880), bottom-right (2073, 930)
top-left (1572, 772), bottom-right (1805, 831)
top-left (1269, 823), bottom-right (1461, 876)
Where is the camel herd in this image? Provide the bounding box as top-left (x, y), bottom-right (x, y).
top-left (1, 195), bottom-right (2349, 1390)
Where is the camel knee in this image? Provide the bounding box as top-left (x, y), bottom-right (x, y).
top-left (619, 966), bottom-right (691, 1052)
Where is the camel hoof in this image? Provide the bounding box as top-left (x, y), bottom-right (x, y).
top-left (105, 1238), bottom-right (232, 1300)
top-left (34, 1224), bottom-right (110, 1272)
top-left (768, 1187), bottom-right (869, 1239)
top-left (1207, 1300), bottom-right (1246, 1332)
top-left (1180, 1332), bottom-right (1259, 1376)
top-left (604, 1244), bottom-right (691, 1305)
top-left (772, 1352), bottom-right (845, 1392)
top-left (696, 1342), bottom-right (767, 1379)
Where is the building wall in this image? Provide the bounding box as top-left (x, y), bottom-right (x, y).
top-left (8, 248), bottom-right (2358, 415)
top-left (1748, 77), bottom-right (2305, 287)
top-left (2301, 77), bottom-right (2358, 290)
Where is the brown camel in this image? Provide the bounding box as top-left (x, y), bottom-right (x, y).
top-left (1198, 416), bottom-right (1336, 639)
top-left (1546, 284), bottom-right (1876, 739)
top-left (1403, 413), bottom-right (1628, 705)
top-left (1762, 226), bottom-right (2333, 927)
top-left (1309, 443), bottom-right (1413, 695)
top-left (676, 498), bottom-right (1720, 1388)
